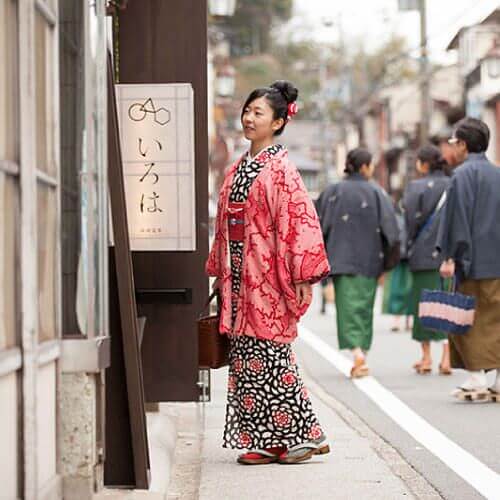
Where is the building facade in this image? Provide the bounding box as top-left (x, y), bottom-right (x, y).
top-left (0, 1), bottom-right (108, 499)
top-left (447, 7), bottom-right (500, 164)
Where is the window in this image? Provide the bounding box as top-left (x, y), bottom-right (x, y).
top-left (35, 7), bottom-right (58, 342)
top-left (487, 57), bottom-right (500, 79)
top-left (0, 0), bottom-right (20, 350)
top-left (37, 186), bottom-right (58, 341)
top-left (59, 0), bottom-right (108, 338)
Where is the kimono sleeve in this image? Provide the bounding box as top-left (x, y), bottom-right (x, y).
top-left (205, 196), bottom-right (223, 277)
top-left (205, 180), bottom-right (229, 277)
top-left (376, 187), bottom-right (400, 271)
top-left (402, 182), bottom-right (423, 244)
top-left (316, 184), bottom-right (336, 242)
top-left (275, 163), bottom-right (330, 284)
top-left (436, 170), bottom-right (473, 277)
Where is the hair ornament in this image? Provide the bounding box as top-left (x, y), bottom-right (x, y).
top-left (287, 102), bottom-right (298, 121)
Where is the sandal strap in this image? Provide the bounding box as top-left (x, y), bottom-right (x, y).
top-left (244, 449), bottom-right (277, 458)
top-left (287, 440), bottom-right (323, 453)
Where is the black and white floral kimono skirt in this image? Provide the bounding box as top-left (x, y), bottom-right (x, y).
top-left (223, 145), bottom-right (324, 450)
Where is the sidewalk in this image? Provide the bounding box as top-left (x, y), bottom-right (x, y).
top-left (166, 364), bottom-right (442, 500)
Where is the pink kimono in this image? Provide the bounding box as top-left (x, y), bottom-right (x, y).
top-left (206, 148), bottom-right (330, 344)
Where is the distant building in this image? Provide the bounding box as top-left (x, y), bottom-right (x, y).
top-left (447, 8), bottom-right (500, 164)
top-left (358, 65), bottom-right (463, 192)
top-left (281, 120), bottom-right (336, 198)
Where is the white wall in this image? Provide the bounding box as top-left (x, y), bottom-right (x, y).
top-left (37, 362), bottom-right (58, 491)
top-left (459, 27), bottom-right (500, 77)
top-left (0, 373), bottom-right (18, 500)
top-left (483, 106), bottom-right (497, 163)
top-left (481, 58), bottom-right (500, 101)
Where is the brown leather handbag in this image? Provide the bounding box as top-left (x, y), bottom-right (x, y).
top-left (198, 291), bottom-right (229, 369)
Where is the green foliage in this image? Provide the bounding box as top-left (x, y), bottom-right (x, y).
top-left (214, 3), bottom-right (417, 122)
top-left (232, 39), bottom-right (328, 120)
top-left (217, 0), bottom-right (293, 55)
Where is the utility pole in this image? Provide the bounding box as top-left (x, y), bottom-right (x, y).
top-left (318, 16), bottom-right (335, 190)
top-left (419, 0), bottom-right (430, 145)
top-left (318, 55), bottom-right (329, 190)
top-left (398, 0), bottom-right (431, 145)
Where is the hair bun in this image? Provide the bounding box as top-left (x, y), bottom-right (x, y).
top-left (269, 80), bottom-right (298, 104)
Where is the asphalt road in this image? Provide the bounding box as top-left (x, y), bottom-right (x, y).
top-left (296, 285), bottom-right (500, 500)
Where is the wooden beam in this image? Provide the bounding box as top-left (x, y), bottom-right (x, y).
top-left (106, 52), bottom-right (150, 489)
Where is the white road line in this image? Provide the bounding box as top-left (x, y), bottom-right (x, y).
top-left (298, 325), bottom-right (500, 500)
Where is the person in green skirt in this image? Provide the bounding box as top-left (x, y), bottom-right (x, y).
top-left (382, 197), bottom-right (413, 331)
top-left (317, 148), bottom-right (399, 378)
top-left (403, 145), bottom-right (451, 375)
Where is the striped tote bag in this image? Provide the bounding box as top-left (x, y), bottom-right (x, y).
top-left (418, 279), bottom-right (476, 335)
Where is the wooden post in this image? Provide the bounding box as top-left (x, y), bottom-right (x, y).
top-left (117, 0), bottom-right (209, 402)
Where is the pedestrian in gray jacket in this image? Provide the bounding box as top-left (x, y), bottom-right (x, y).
top-left (317, 148), bottom-right (399, 378)
top-left (403, 145), bottom-right (451, 376)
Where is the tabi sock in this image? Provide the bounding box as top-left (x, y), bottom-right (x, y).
top-left (491, 370), bottom-right (500, 393)
top-left (460, 370), bottom-right (487, 391)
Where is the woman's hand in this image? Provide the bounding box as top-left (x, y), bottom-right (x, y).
top-left (440, 259), bottom-right (455, 278)
top-left (296, 281), bottom-right (313, 309)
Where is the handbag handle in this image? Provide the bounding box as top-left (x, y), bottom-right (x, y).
top-left (440, 275), bottom-right (457, 293)
top-left (199, 290), bottom-right (220, 318)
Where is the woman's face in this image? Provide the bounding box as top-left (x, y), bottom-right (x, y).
top-left (241, 96), bottom-right (284, 143)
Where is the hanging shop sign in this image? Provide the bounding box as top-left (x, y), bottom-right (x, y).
top-left (116, 83), bottom-right (196, 251)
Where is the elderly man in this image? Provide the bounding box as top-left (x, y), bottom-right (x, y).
top-left (437, 117), bottom-right (500, 401)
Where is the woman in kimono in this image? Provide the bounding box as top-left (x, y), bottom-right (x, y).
top-left (382, 194), bottom-right (413, 332)
top-left (318, 148), bottom-right (399, 378)
top-left (206, 81), bottom-right (331, 465)
top-left (438, 118), bottom-right (500, 400)
top-left (403, 145), bottom-right (451, 375)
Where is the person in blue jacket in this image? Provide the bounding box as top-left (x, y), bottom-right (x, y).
top-left (438, 118), bottom-right (500, 401)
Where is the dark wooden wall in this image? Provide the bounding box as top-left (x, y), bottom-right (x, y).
top-left (118, 0), bottom-right (209, 401)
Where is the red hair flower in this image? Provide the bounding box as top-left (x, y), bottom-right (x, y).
top-left (287, 102), bottom-right (298, 121)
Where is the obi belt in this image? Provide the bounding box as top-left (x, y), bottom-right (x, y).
top-left (227, 202), bottom-right (245, 241)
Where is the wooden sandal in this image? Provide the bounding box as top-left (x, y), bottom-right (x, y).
top-left (439, 364), bottom-right (452, 376)
top-left (237, 447), bottom-right (285, 465)
top-left (351, 358), bottom-right (370, 378)
top-left (413, 359), bottom-right (432, 374)
top-left (416, 364), bottom-right (432, 375)
top-left (451, 387), bottom-right (490, 402)
top-left (488, 388), bottom-right (500, 403)
top-left (278, 438), bottom-right (330, 464)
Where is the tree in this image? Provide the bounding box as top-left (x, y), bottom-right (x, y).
top-left (217, 0), bottom-right (293, 55)
top-left (348, 36), bottom-right (417, 117)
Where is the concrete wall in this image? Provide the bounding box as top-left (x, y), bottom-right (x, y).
top-left (60, 373), bottom-right (99, 500)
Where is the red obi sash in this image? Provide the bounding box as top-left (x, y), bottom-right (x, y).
top-left (227, 202), bottom-right (245, 241)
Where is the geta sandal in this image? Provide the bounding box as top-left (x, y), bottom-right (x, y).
top-left (278, 438), bottom-right (330, 465)
top-left (438, 364), bottom-right (452, 376)
top-left (451, 387), bottom-right (489, 402)
top-left (416, 364), bottom-right (432, 375)
top-left (488, 388), bottom-right (500, 403)
top-left (237, 447), bottom-right (285, 465)
top-left (351, 358), bottom-right (369, 378)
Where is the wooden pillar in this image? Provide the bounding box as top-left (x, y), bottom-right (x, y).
top-left (117, 0), bottom-right (209, 401)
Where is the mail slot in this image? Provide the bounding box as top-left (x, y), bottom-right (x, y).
top-left (135, 288), bottom-right (193, 305)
